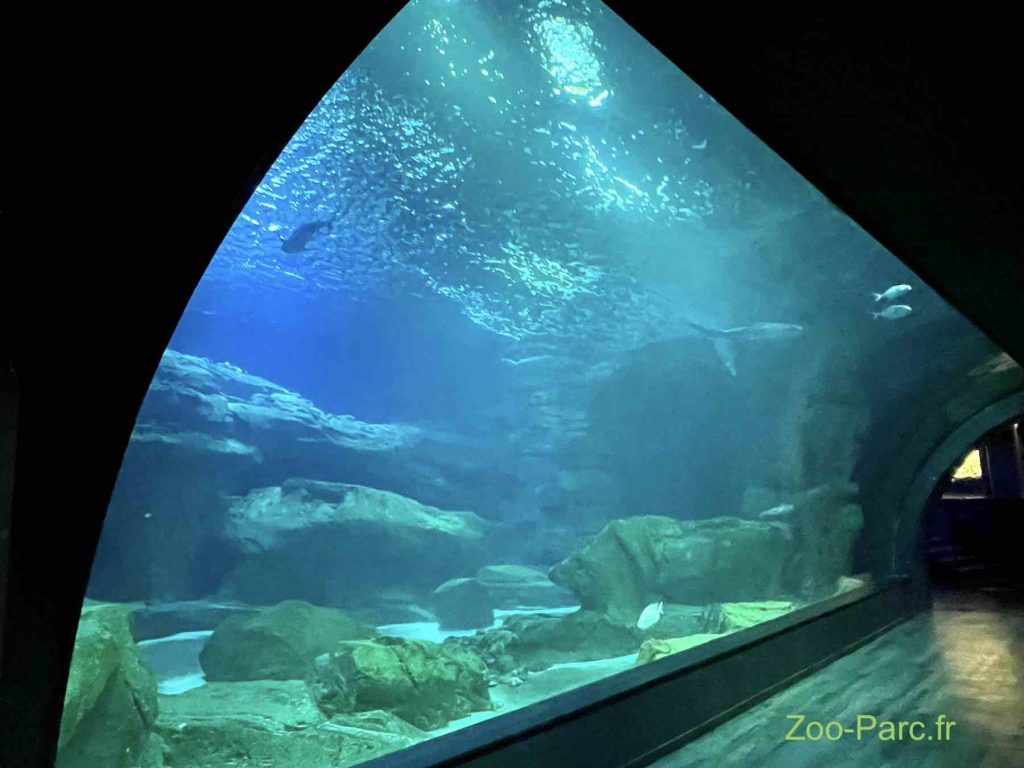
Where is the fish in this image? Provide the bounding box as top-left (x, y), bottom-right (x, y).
top-left (872, 284), bottom-right (912, 302)
top-left (281, 219), bottom-right (333, 253)
top-left (757, 503), bottom-right (794, 522)
top-left (873, 304), bottom-right (913, 320)
top-left (686, 320), bottom-right (805, 341)
top-left (686, 320), bottom-right (805, 377)
top-left (502, 354), bottom-right (555, 366)
top-left (636, 600), bottom-right (664, 630)
top-left (692, 139), bottom-right (708, 150)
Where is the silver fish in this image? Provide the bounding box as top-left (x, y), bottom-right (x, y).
top-left (872, 284), bottom-right (912, 302)
top-left (873, 304), bottom-right (913, 320)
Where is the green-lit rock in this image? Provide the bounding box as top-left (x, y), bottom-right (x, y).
top-left (432, 577), bottom-right (494, 629)
top-left (154, 681), bottom-right (425, 768)
top-left (549, 515), bottom-right (792, 624)
top-left (479, 610), bottom-right (642, 671)
top-left (57, 604), bottom-right (159, 768)
top-left (507, 610), bottom-right (642, 669)
top-left (200, 600), bottom-right (375, 681)
top-left (309, 636), bottom-right (491, 730)
top-left (720, 600), bottom-right (797, 631)
top-left (635, 634), bottom-right (723, 665)
top-left (644, 603), bottom-right (712, 638)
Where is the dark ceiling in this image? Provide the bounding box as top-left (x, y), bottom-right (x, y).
top-left (4, 6), bottom-right (1022, 766)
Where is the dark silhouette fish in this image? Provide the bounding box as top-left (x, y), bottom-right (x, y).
top-left (281, 220), bottom-right (333, 253)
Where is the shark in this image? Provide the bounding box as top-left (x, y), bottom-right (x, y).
top-left (686, 319), bottom-right (805, 377)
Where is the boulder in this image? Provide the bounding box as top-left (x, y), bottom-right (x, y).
top-left (432, 578), bottom-right (494, 629)
top-left (219, 479), bottom-right (492, 608)
top-left (57, 604), bottom-right (159, 768)
top-left (549, 516), bottom-right (793, 624)
top-left (636, 634), bottom-right (723, 665)
top-left (720, 601), bottom-right (797, 631)
top-left (308, 636), bottom-right (491, 730)
top-left (504, 610), bottom-right (642, 670)
top-left (200, 600), bottom-right (375, 681)
top-left (86, 350), bottom-right (523, 604)
top-left (449, 610), bottom-right (642, 674)
top-left (154, 680), bottom-right (425, 768)
top-left (475, 564), bottom-right (576, 609)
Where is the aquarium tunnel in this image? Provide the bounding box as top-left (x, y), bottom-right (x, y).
top-left (4, 3), bottom-right (1024, 768)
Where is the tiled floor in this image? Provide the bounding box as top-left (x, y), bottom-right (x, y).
top-left (651, 591), bottom-right (1024, 768)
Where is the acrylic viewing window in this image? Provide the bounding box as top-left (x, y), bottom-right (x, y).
top-left (55, 2), bottom-right (1018, 767)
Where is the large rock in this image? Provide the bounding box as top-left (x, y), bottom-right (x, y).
top-left (220, 479), bottom-right (492, 608)
top-left (57, 604), bottom-right (159, 768)
top-left (309, 636), bottom-right (491, 730)
top-left (503, 610), bottom-right (642, 670)
top-left (720, 601), bottom-right (797, 631)
top-left (87, 350), bottom-right (522, 604)
top-left (549, 516), bottom-right (793, 624)
top-left (475, 564), bottom-right (576, 609)
top-left (200, 600), bottom-right (375, 681)
top-left (432, 578), bottom-right (494, 629)
top-left (451, 610), bottom-right (642, 676)
top-left (155, 680), bottom-right (425, 768)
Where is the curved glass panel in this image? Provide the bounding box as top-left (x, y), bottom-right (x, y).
top-left (59, 1), bottom-right (1018, 766)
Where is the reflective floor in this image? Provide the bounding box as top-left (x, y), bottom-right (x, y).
top-left (652, 590), bottom-right (1024, 768)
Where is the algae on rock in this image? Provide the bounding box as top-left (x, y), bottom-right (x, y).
top-left (57, 604), bottom-right (159, 768)
top-left (432, 577), bottom-right (494, 629)
top-left (636, 634), bottom-right (724, 665)
top-left (154, 680), bottom-right (426, 768)
top-left (200, 600), bottom-right (375, 681)
top-left (308, 636), bottom-right (492, 730)
top-left (549, 515), bottom-right (793, 624)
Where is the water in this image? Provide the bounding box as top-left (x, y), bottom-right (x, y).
top-left (59, 1), bottom-right (1014, 767)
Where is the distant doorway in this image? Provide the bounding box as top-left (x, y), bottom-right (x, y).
top-left (922, 415), bottom-right (1024, 605)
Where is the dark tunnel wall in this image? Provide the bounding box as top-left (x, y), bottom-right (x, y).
top-left (6, 7), bottom-right (1024, 768)
top-left (854, 322), bottom-right (1023, 577)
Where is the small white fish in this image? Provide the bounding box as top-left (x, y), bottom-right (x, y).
top-left (637, 600), bottom-right (664, 630)
top-left (873, 304), bottom-right (913, 320)
top-left (692, 139), bottom-right (708, 150)
top-left (872, 284), bottom-right (912, 302)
